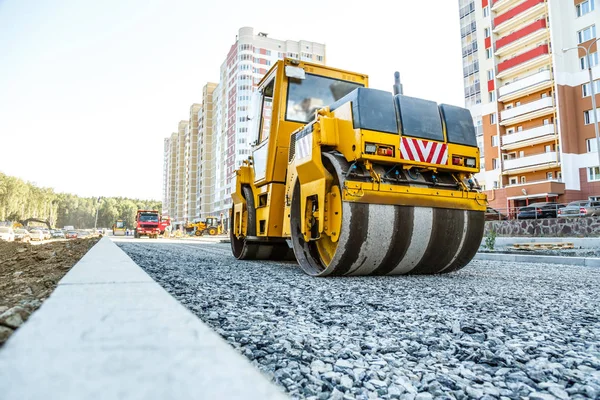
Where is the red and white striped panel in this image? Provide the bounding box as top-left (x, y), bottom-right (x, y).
top-left (400, 137), bottom-right (448, 165)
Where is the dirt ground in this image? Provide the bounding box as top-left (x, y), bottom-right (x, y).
top-left (0, 238), bottom-right (99, 345)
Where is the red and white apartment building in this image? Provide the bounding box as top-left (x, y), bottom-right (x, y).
top-left (459, 0), bottom-right (600, 212)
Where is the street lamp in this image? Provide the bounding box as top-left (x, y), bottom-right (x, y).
top-left (563, 39), bottom-right (600, 173)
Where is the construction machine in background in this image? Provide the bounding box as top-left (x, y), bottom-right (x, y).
top-left (134, 210), bottom-right (160, 239)
top-left (159, 216), bottom-right (171, 236)
top-left (185, 215), bottom-right (225, 236)
top-left (230, 59), bottom-right (486, 276)
top-left (112, 220), bottom-right (127, 236)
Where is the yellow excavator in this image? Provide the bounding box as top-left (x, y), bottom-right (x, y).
top-left (230, 59), bottom-right (486, 276)
top-left (186, 216), bottom-right (224, 236)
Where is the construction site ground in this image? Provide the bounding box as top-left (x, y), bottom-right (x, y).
top-left (0, 238), bottom-right (100, 345)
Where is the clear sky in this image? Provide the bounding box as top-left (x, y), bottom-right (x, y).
top-left (0, 0), bottom-right (465, 200)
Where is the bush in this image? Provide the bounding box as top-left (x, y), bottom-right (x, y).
top-left (485, 229), bottom-right (497, 251)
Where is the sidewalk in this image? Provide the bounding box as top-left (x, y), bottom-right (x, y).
top-left (0, 237), bottom-right (286, 400)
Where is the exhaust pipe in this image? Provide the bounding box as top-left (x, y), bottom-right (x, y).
top-left (393, 71), bottom-right (403, 96)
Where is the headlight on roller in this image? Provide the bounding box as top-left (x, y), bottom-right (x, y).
top-left (465, 158), bottom-right (476, 167)
top-left (365, 143), bottom-right (377, 154)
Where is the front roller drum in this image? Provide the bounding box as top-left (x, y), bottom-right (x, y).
top-left (290, 156), bottom-right (485, 276)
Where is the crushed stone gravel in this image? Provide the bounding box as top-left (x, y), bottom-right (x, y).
top-left (119, 242), bottom-right (600, 399)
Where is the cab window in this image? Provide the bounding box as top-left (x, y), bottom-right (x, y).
top-left (259, 80), bottom-right (275, 142)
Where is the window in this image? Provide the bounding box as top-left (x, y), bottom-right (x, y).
top-left (580, 52), bottom-right (599, 69)
top-left (483, 6), bottom-right (489, 17)
top-left (578, 25), bottom-right (596, 44)
top-left (486, 48), bottom-right (493, 59)
top-left (547, 172), bottom-right (553, 180)
top-left (509, 177), bottom-right (518, 185)
top-left (545, 144), bottom-right (553, 153)
top-left (492, 158), bottom-right (500, 169)
top-left (286, 73), bottom-right (363, 123)
top-left (489, 91), bottom-right (496, 101)
top-left (587, 138), bottom-right (599, 152)
top-left (541, 93), bottom-right (548, 98)
top-left (519, 150), bottom-right (524, 157)
top-left (505, 104), bottom-right (513, 109)
top-left (577, 0), bottom-right (595, 17)
top-left (543, 118), bottom-right (550, 125)
top-left (515, 101), bottom-right (521, 106)
top-left (517, 126), bottom-right (523, 132)
top-left (316, 55), bottom-right (324, 62)
top-left (492, 135), bottom-right (499, 147)
top-left (258, 79), bottom-right (275, 142)
top-left (484, 28), bottom-right (491, 38)
top-left (487, 69), bottom-right (494, 80)
top-left (584, 108), bottom-right (600, 124)
top-left (490, 112), bottom-right (497, 124)
top-left (521, 176), bottom-right (526, 184)
top-left (589, 166), bottom-right (600, 181)
top-left (582, 80), bottom-right (600, 96)
top-left (504, 152), bottom-right (516, 160)
top-left (558, 171), bottom-right (563, 181)
top-left (507, 128), bottom-right (515, 134)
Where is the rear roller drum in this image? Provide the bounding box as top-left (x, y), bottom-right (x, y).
top-left (290, 153), bottom-right (485, 276)
top-left (230, 186), bottom-right (295, 261)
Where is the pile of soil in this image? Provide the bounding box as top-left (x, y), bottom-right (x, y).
top-left (0, 238), bottom-right (99, 345)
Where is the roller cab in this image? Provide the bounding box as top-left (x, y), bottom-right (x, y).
top-left (230, 59), bottom-right (486, 276)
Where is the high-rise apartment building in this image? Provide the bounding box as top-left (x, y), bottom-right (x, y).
top-left (185, 103), bottom-right (201, 221)
top-left (197, 83), bottom-right (217, 220)
top-left (162, 27), bottom-right (326, 227)
top-left (459, 0), bottom-right (600, 211)
top-left (208, 27), bottom-right (326, 221)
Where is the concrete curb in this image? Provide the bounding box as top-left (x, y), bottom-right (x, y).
top-left (474, 252), bottom-right (600, 267)
top-left (0, 237), bottom-right (287, 400)
top-left (482, 237), bottom-right (600, 249)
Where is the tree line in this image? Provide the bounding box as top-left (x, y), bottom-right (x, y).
top-left (0, 172), bottom-right (161, 229)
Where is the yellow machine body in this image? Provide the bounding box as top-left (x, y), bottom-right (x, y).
top-left (230, 59), bottom-right (486, 276)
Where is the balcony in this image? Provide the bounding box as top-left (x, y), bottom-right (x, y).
top-left (504, 179), bottom-right (565, 199)
top-left (495, 19), bottom-right (547, 56)
top-left (503, 151), bottom-right (558, 172)
top-left (492, 0), bottom-right (523, 13)
top-left (500, 96), bottom-right (554, 124)
top-left (498, 70), bottom-right (552, 101)
top-left (493, 0), bottom-right (546, 33)
top-left (497, 45), bottom-right (549, 75)
top-left (501, 124), bottom-right (556, 150)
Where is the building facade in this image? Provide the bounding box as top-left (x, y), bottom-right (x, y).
top-left (163, 27), bottom-right (326, 227)
top-left (205, 27), bottom-right (326, 221)
top-left (459, 0), bottom-right (600, 212)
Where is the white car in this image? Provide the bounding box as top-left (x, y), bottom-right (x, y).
top-left (0, 227), bottom-right (15, 242)
top-left (29, 230), bottom-right (44, 241)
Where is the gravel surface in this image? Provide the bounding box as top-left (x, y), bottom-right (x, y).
top-left (119, 242), bottom-right (600, 399)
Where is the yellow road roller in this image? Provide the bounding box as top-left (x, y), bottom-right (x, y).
top-left (230, 59), bottom-right (486, 276)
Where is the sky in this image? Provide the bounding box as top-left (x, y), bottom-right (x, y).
top-left (0, 0), bottom-right (465, 201)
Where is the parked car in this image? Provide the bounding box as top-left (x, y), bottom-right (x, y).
top-left (14, 228), bottom-right (31, 243)
top-left (0, 227), bottom-right (15, 242)
top-left (41, 229), bottom-right (51, 240)
top-left (65, 231), bottom-right (78, 239)
top-left (558, 200), bottom-right (600, 218)
top-left (485, 207), bottom-right (508, 221)
top-left (517, 202), bottom-right (566, 219)
top-left (29, 230), bottom-right (45, 241)
top-left (51, 229), bottom-right (66, 238)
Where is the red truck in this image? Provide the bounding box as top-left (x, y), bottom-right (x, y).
top-left (134, 210), bottom-right (161, 239)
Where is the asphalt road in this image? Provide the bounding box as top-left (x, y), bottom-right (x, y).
top-left (118, 241), bottom-right (600, 400)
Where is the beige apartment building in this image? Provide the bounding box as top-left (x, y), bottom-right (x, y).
top-left (459, 0), bottom-right (600, 213)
